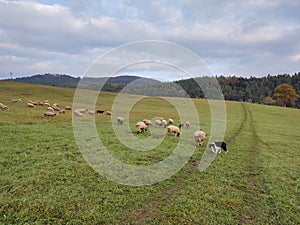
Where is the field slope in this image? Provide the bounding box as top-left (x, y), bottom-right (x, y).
top-left (0, 81), bottom-right (299, 224)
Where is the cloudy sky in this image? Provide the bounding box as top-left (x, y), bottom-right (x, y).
top-left (0, 0), bottom-right (300, 80)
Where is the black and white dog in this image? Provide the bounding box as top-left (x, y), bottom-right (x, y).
top-left (209, 142), bottom-right (228, 154)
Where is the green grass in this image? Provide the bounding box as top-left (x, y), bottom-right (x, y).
top-left (0, 81), bottom-right (299, 224)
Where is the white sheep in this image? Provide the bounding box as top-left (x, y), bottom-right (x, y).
top-left (65, 106), bottom-right (72, 110)
top-left (44, 102), bottom-right (50, 107)
top-left (167, 125), bottom-right (181, 137)
top-left (59, 109), bottom-right (66, 114)
top-left (136, 121), bottom-right (147, 133)
top-left (27, 103), bottom-right (35, 108)
top-left (44, 111), bottom-right (57, 117)
top-left (47, 107), bottom-right (54, 112)
top-left (105, 111), bottom-right (112, 115)
top-left (11, 99), bottom-right (18, 103)
top-left (117, 117), bottom-right (124, 125)
top-left (194, 128), bottom-right (206, 146)
top-left (0, 103), bottom-right (8, 110)
top-left (155, 119), bottom-right (162, 127)
top-left (143, 119), bottom-right (152, 126)
top-left (88, 111), bottom-right (95, 115)
top-left (168, 118), bottom-right (174, 124)
top-left (74, 109), bottom-right (84, 117)
top-left (185, 121), bottom-right (190, 129)
top-left (161, 119), bottom-right (167, 128)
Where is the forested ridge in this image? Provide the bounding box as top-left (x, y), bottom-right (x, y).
top-left (6, 72), bottom-right (300, 107)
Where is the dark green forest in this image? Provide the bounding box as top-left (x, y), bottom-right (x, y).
top-left (7, 72), bottom-right (300, 108)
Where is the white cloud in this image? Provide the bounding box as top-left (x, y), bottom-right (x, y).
top-left (0, 0), bottom-right (300, 78)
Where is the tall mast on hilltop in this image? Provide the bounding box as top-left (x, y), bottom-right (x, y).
top-left (10, 72), bottom-right (13, 81)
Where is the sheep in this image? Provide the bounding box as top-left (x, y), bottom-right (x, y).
top-left (32, 102), bottom-right (38, 105)
top-left (38, 102), bottom-right (44, 106)
top-left (179, 122), bottom-right (185, 128)
top-left (88, 111), bottom-right (95, 115)
top-left (27, 103), bottom-right (35, 108)
top-left (53, 103), bottom-right (59, 108)
top-left (47, 107), bottom-right (54, 112)
top-left (11, 99), bottom-right (18, 103)
top-left (59, 109), bottom-right (65, 114)
top-left (143, 119), bottom-right (152, 126)
top-left (194, 128), bottom-right (206, 146)
top-left (117, 117), bottom-right (124, 125)
top-left (185, 121), bottom-right (190, 129)
top-left (78, 109), bottom-right (88, 113)
top-left (96, 110), bottom-right (105, 114)
top-left (168, 119), bottom-right (174, 124)
top-left (65, 106), bottom-right (72, 110)
top-left (44, 102), bottom-right (50, 107)
top-left (105, 111), bottom-right (112, 115)
top-left (155, 119), bottom-right (162, 127)
top-left (167, 125), bottom-right (181, 137)
top-left (161, 119), bottom-right (167, 128)
top-left (136, 121), bottom-right (147, 133)
top-left (44, 111), bottom-right (57, 118)
top-left (0, 103), bottom-right (8, 110)
top-left (18, 99), bottom-right (22, 102)
top-left (74, 109), bottom-right (84, 117)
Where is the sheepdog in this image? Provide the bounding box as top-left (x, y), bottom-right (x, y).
top-left (209, 141), bottom-right (228, 154)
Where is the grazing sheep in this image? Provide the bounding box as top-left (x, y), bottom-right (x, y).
top-left (53, 103), bottom-right (59, 108)
top-left (78, 109), bottom-right (88, 113)
top-left (18, 99), bottom-right (22, 102)
top-left (179, 122), bottom-right (185, 128)
top-left (44, 111), bottom-right (57, 118)
top-left (117, 117), bottom-right (124, 125)
top-left (167, 125), bottom-right (181, 137)
top-left (88, 111), bottom-right (95, 115)
top-left (136, 121), bottom-right (147, 133)
top-left (74, 109), bottom-right (84, 117)
top-left (59, 109), bottom-right (65, 114)
top-left (105, 111), bottom-right (112, 115)
top-left (161, 119), bottom-right (167, 128)
top-left (47, 107), bottom-right (54, 112)
top-left (185, 121), bottom-right (190, 129)
top-left (168, 119), bottom-right (174, 124)
top-left (155, 119), bottom-right (162, 127)
top-left (65, 106), bottom-right (72, 110)
top-left (143, 119), bottom-right (152, 126)
top-left (96, 110), bottom-right (105, 114)
top-left (11, 99), bottom-right (18, 103)
top-left (28, 100), bottom-right (33, 104)
top-left (0, 103), bottom-right (8, 110)
top-left (44, 102), bottom-right (50, 107)
top-left (38, 102), bottom-right (44, 106)
top-left (27, 103), bottom-right (35, 108)
top-left (32, 102), bottom-right (38, 105)
top-left (194, 128), bottom-right (206, 146)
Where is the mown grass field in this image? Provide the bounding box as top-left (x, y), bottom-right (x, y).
top-left (0, 81), bottom-right (299, 224)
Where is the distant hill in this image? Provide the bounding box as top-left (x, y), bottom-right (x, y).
top-left (9, 73), bottom-right (161, 88)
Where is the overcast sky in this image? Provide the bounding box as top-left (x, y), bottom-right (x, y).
top-left (0, 0), bottom-right (300, 80)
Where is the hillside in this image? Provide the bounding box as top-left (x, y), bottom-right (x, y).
top-left (6, 72), bottom-right (300, 107)
top-left (0, 81), bottom-right (299, 224)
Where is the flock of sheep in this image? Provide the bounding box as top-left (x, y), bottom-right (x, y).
top-left (1, 99), bottom-right (207, 147)
top-left (118, 116), bottom-right (206, 147)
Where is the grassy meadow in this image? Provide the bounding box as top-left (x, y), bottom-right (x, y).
top-left (0, 81), bottom-right (299, 224)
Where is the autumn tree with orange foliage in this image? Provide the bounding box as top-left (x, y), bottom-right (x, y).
top-left (273, 83), bottom-right (299, 107)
